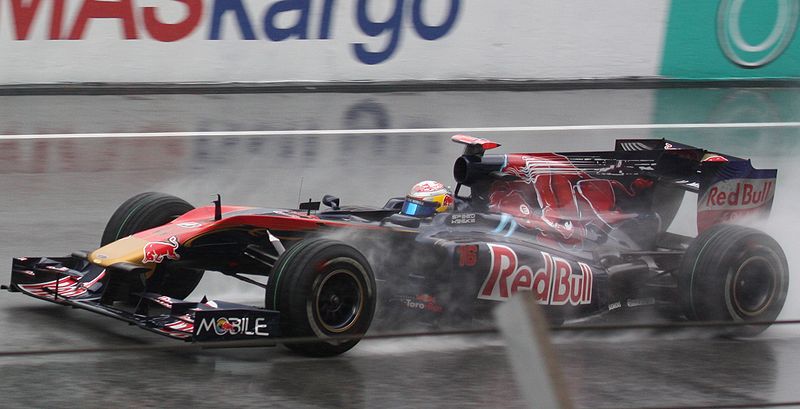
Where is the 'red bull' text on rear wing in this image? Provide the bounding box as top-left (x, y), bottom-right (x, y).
top-left (614, 139), bottom-right (777, 232)
top-left (696, 157), bottom-right (776, 232)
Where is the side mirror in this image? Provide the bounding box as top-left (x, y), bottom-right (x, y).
top-left (322, 194), bottom-right (340, 210)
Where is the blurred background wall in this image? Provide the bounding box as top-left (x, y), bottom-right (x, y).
top-left (1, 0), bottom-right (798, 85)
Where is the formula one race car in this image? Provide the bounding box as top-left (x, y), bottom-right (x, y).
top-left (6, 135), bottom-right (788, 356)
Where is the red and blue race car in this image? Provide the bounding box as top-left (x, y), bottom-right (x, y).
top-left (6, 135), bottom-right (788, 356)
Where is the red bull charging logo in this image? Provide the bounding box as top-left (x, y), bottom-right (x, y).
top-left (142, 236), bottom-right (180, 264)
top-left (215, 317), bottom-right (235, 335)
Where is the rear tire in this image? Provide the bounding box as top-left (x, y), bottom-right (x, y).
top-left (102, 192), bottom-right (203, 300)
top-left (678, 224), bottom-right (788, 336)
top-left (266, 239), bottom-right (376, 357)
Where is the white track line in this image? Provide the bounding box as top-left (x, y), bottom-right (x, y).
top-left (2, 121), bottom-right (800, 140)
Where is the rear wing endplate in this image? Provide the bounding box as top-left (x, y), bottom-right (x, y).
top-left (615, 138), bottom-right (777, 232)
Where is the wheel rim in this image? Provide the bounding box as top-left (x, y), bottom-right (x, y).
top-left (314, 269), bottom-right (364, 333)
top-left (731, 255), bottom-right (776, 317)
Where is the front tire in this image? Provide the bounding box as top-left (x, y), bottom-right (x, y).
top-left (102, 192), bottom-right (203, 300)
top-left (678, 224), bottom-right (789, 336)
top-left (266, 239), bottom-right (377, 357)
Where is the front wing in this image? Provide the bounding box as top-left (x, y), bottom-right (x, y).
top-left (6, 256), bottom-right (281, 342)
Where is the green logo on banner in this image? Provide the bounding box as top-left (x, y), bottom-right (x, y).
top-left (662, 0), bottom-right (800, 78)
top-left (718, 0), bottom-right (799, 68)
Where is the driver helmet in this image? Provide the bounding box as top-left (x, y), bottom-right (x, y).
top-left (401, 181), bottom-right (454, 217)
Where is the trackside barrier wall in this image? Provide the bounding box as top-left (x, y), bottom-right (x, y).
top-left (1, 0), bottom-right (799, 85)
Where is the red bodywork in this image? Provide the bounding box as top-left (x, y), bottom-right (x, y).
top-left (130, 205), bottom-right (384, 250)
top-left (488, 153), bottom-right (652, 242)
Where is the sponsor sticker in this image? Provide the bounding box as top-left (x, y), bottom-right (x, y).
top-left (699, 178), bottom-right (775, 211)
top-left (451, 213), bottom-right (476, 224)
top-left (142, 236), bottom-right (180, 264)
top-left (196, 317), bottom-right (270, 337)
top-left (478, 244), bottom-right (593, 305)
top-left (193, 309), bottom-right (279, 341)
top-left (456, 244), bottom-right (478, 267)
top-left (397, 294), bottom-right (444, 313)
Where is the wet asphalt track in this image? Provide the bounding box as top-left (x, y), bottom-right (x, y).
top-left (2, 88), bottom-right (800, 408)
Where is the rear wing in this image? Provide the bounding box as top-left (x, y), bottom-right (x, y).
top-left (615, 139), bottom-right (777, 231)
top-left (450, 135), bottom-right (777, 233)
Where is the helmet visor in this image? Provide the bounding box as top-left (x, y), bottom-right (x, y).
top-left (401, 196), bottom-right (438, 218)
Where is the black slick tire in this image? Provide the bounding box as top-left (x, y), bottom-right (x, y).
top-left (102, 192), bottom-right (203, 300)
top-left (678, 224), bottom-right (788, 336)
top-left (265, 238), bottom-right (377, 357)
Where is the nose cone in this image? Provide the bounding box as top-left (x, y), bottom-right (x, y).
top-left (88, 236), bottom-right (152, 267)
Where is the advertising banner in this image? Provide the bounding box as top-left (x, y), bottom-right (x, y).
top-left (661, 0), bottom-right (800, 78)
top-left (0, 0), bottom-right (667, 84)
top-left (1, 1), bottom-right (799, 85)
